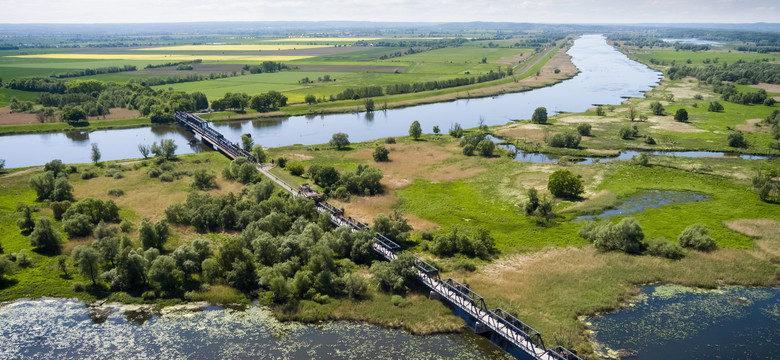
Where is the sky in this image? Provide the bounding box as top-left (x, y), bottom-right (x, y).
top-left (2, 0), bottom-right (777, 24)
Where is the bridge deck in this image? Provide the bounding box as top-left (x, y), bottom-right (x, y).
top-left (176, 112), bottom-right (582, 360)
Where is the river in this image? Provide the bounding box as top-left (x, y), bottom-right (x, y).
top-left (0, 298), bottom-right (511, 360)
top-left (0, 34), bottom-right (662, 168)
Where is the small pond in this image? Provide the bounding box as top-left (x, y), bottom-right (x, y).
top-left (586, 284), bottom-right (780, 359)
top-left (574, 190), bottom-right (710, 222)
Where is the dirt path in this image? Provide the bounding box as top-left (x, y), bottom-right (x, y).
top-left (1, 166), bottom-right (42, 178)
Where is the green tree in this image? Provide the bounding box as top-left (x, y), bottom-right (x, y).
top-left (92, 236), bottom-right (120, 266)
top-left (365, 98), bottom-right (375, 112)
top-left (524, 188), bottom-right (539, 215)
top-left (29, 217), bottom-right (61, 254)
top-left (72, 245), bottom-right (100, 285)
top-left (60, 104), bottom-right (87, 124)
top-left (251, 144), bottom-right (267, 164)
top-left (149, 255), bottom-right (183, 291)
top-left (433, 126), bottom-right (440, 135)
top-left (373, 146), bottom-right (390, 162)
top-left (329, 132), bottom-right (350, 150)
top-left (287, 162), bottom-right (305, 176)
top-left (138, 144), bottom-right (150, 159)
top-left (727, 131), bottom-right (748, 148)
top-left (191, 91), bottom-right (209, 110)
top-left (577, 123), bottom-right (592, 136)
top-left (548, 169), bottom-right (583, 198)
top-left (90, 143), bottom-right (101, 165)
top-left (29, 171), bottom-right (55, 200)
top-left (627, 105), bottom-right (637, 121)
top-left (17, 205), bottom-right (35, 233)
top-left (449, 123), bottom-right (464, 138)
top-left (151, 139), bottom-right (177, 160)
top-left (531, 107), bottom-right (548, 124)
top-left (139, 218), bottom-right (170, 250)
top-left (304, 94), bottom-right (317, 104)
top-left (0, 256), bottom-right (12, 279)
top-left (596, 106), bottom-right (605, 116)
top-left (650, 101), bottom-right (665, 116)
top-left (191, 169), bottom-right (217, 190)
top-left (674, 108), bottom-right (688, 122)
top-left (241, 133), bottom-right (254, 152)
top-left (409, 120), bottom-right (422, 140)
top-left (708, 101), bottom-right (724, 112)
top-left (579, 218), bottom-right (644, 254)
top-left (476, 139), bottom-right (495, 157)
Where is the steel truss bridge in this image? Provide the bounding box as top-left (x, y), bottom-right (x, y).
top-left (178, 112), bottom-right (582, 360)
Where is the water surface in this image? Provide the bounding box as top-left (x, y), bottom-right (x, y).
top-left (587, 284), bottom-right (779, 359)
top-left (0, 298), bottom-right (510, 360)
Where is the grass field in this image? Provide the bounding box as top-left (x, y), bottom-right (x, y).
top-left (626, 49), bottom-right (777, 66)
top-left (267, 37), bottom-right (383, 42)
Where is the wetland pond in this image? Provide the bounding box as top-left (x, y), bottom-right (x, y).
top-left (574, 190), bottom-right (710, 222)
top-left (0, 298), bottom-right (510, 360)
top-left (587, 284), bottom-right (779, 359)
top-left (0, 34), bottom-right (662, 168)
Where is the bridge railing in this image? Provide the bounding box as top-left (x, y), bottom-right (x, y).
top-left (374, 233), bottom-right (400, 252)
top-left (442, 277), bottom-right (488, 313)
top-left (546, 346), bottom-right (583, 360)
top-left (412, 256), bottom-right (440, 282)
top-left (488, 308), bottom-right (547, 356)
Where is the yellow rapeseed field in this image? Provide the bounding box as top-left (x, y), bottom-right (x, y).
top-left (267, 37), bottom-right (382, 42)
top-left (135, 44), bottom-right (331, 51)
top-left (7, 54), bottom-right (313, 61)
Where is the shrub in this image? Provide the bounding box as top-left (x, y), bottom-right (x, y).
top-left (191, 169), bottom-right (217, 190)
top-left (107, 188), bottom-right (124, 197)
top-left (708, 101), bottom-right (724, 112)
top-left (63, 213), bottom-right (94, 237)
top-left (547, 132), bottom-right (580, 148)
top-left (147, 167), bottom-right (162, 178)
top-left (618, 124), bottom-right (638, 140)
top-left (72, 282), bottom-right (85, 292)
top-left (579, 218), bottom-right (644, 254)
top-left (646, 238), bottom-right (685, 260)
top-left (476, 139), bottom-right (495, 157)
top-left (81, 169), bottom-right (98, 180)
top-left (644, 136), bottom-right (656, 145)
top-left (449, 123), bottom-right (464, 138)
top-left (548, 169), bottom-right (583, 198)
top-left (650, 101), bottom-right (665, 115)
top-left (727, 131), bottom-right (748, 148)
top-left (373, 146), bottom-right (390, 162)
top-left (391, 295), bottom-right (410, 307)
top-left (276, 157), bottom-right (287, 168)
top-left (287, 162), bottom-right (305, 176)
top-left (159, 173), bottom-right (174, 182)
top-left (16, 249), bottom-right (32, 267)
top-left (678, 223), bottom-right (716, 251)
top-left (384, 137), bottom-right (396, 144)
top-left (462, 144), bottom-right (475, 156)
top-left (633, 153), bottom-right (650, 167)
top-left (577, 123), bottom-right (592, 136)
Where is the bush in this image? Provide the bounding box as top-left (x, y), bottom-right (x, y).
top-left (618, 124), bottom-right (638, 140)
top-left (633, 153), bottom-right (650, 167)
top-left (384, 137), bottom-right (396, 144)
top-left (476, 139), bottom-right (495, 157)
top-left (547, 132), bottom-right (580, 148)
top-left (391, 294), bottom-right (410, 307)
top-left (16, 249), bottom-right (32, 267)
top-left (727, 131), bottom-right (748, 148)
top-left (107, 188), bottom-right (124, 197)
top-left (287, 162), bottom-right (305, 176)
top-left (191, 169), bottom-right (217, 190)
top-left (708, 101), bottom-right (724, 112)
top-left (159, 173), bottom-right (174, 182)
top-left (276, 157), bottom-right (287, 168)
top-left (81, 169), bottom-right (98, 180)
top-left (650, 101), bottom-right (665, 115)
top-left (462, 144), bottom-right (475, 156)
top-left (644, 136), bottom-right (656, 145)
top-left (577, 123), bottom-right (592, 136)
top-left (646, 238), bottom-right (685, 259)
top-left (63, 213), bottom-right (94, 237)
top-left (548, 169), bottom-right (583, 198)
top-left (147, 167), bottom-right (162, 178)
top-left (678, 223), bottom-right (716, 251)
top-left (579, 218), bottom-right (644, 254)
top-left (72, 282), bottom-right (86, 292)
top-left (373, 146), bottom-right (390, 162)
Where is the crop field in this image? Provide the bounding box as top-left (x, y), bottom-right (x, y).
top-left (135, 44), bottom-right (332, 51)
top-left (9, 54), bottom-right (314, 62)
top-left (627, 49), bottom-right (777, 66)
top-left (267, 37), bottom-right (383, 42)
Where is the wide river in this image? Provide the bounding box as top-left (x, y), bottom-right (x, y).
top-left (0, 34), bottom-right (662, 168)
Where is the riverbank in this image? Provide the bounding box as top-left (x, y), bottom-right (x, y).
top-left (0, 43), bottom-right (577, 135)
